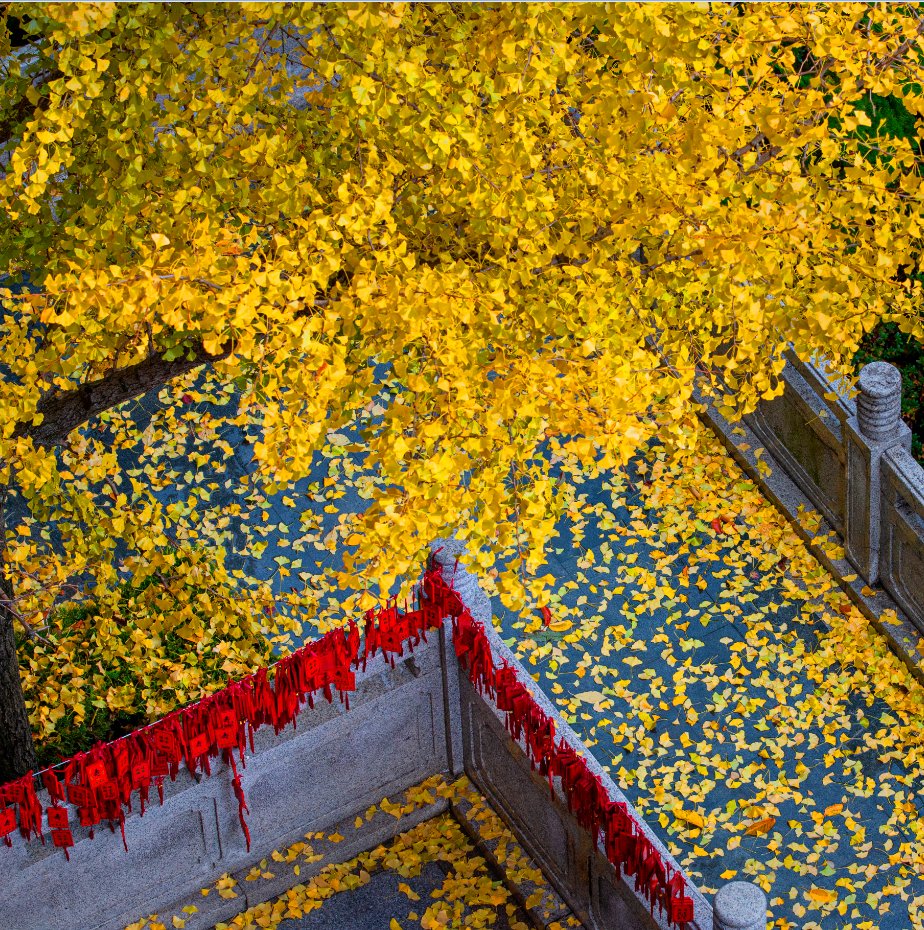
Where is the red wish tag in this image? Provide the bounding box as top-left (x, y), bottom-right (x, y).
top-left (152, 728), bottom-right (178, 758)
top-left (67, 783), bottom-right (90, 808)
top-left (607, 801), bottom-right (630, 835)
top-left (215, 725), bottom-right (239, 749)
top-left (669, 895), bottom-right (694, 924)
top-left (187, 732), bottom-right (210, 758)
top-left (113, 744), bottom-right (130, 778)
top-left (41, 770), bottom-right (65, 804)
top-left (51, 828), bottom-right (74, 849)
top-left (131, 761), bottom-right (150, 789)
top-left (78, 804), bottom-right (99, 828)
top-left (97, 781), bottom-right (119, 804)
top-left (301, 653), bottom-right (321, 689)
top-left (150, 754), bottom-right (170, 777)
top-left (332, 667), bottom-right (355, 692)
top-left (46, 806), bottom-right (69, 830)
top-left (84, 760), bottom-right (108, 788)
top-left (0, 807), bottom-right (16, 836)
top-left (215, 707), bottom-right (237, 730)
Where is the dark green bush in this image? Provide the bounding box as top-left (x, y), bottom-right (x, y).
top-left (854, 322), bottom-right (924, 465)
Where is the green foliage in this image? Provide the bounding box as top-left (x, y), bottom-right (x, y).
top-left (20, 549), bottom-right (272, 766)
top-left (23, 601), bottom-right (145, 768)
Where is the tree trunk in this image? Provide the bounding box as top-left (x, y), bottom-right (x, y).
top-left (0, 344), bottom-right (233, 782)
top-left (0, 572), bottom-right (36, 783)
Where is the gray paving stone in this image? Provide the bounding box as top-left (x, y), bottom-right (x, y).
top-left (277, 860), bottom-right (448, 930)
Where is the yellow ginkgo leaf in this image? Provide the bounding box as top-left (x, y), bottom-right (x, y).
top-left (674, 808), bottom-right (706, 829)
top-left (574, 691), bottom-right (607, 704)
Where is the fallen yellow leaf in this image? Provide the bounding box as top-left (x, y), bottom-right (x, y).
top-left (807, 887), bottom-right (838, 905)
top-left (674, 808), bottom-right (705, 829)
top-left (743, 817), bottom-right (776, 837)
top-left (575, 690), bottom-right (607, 704)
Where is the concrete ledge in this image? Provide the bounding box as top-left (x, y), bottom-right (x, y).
top-left (459, 622), bottom-right (712, 930)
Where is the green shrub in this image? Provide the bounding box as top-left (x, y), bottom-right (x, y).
top-left (854, 322), bottom-right (924, 465)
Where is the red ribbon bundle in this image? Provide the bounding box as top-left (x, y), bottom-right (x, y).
top-left (0, 562), bottom-right (694, 926)
top-left (447, 580), bottom-right (695, 926)
top-left (0, 573), bottom-right (445, 861)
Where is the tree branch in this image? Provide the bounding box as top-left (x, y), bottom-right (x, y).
top-left (15, 341), bottom-right (231, 448)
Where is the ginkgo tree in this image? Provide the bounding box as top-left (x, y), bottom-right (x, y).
top-left (1, 1), bottom-right (923, 780)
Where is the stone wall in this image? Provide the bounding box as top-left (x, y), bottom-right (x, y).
top-left (0, 543), bottom-right (756, 930)
top-left (748, 351), bottom-right (852, 535)
top-left (429, 537), bottom-right (716, 930)
top-left (0, 634), bottom-right (456, 930)
top-left (880, 445), bottom-right (924, 631)
top-left (459, 628), bottom-right (712, 930)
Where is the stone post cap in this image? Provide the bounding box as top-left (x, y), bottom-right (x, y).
top-left (858, 361), bottom-right (902, 398)
top-left (856, 361), bottom-right (903, 442)
top-left (713, 881), bottom-right (768, 930)
top-left (427, 536), bottom-right (492, 624)
top-left (429, 537), bottom-right (468, 560)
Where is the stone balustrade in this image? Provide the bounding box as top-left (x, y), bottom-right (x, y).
top-left (724, 350), bottom-right (924, 634)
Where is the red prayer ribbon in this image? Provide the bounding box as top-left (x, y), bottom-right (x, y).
top-left (0, 561), bottom-right (693, 926)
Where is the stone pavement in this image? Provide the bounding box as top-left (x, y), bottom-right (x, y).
top-left (168, 775), bottom-right (574, 930)
top-left (89, 371), bottom-right (924, 930)
top-left (278, 860), bottom-right (460, 930)
top-left (487, 434), bottom-right (924, 930)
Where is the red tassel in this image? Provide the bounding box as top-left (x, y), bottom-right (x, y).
top-left (0, 805), bottom-right (16, 841)
top-left (41, 770), bottom-right (65, 805)
top-left (51, 827), bottom-right (73, 859)
top-left (231, 774), bottom-right (251, 852)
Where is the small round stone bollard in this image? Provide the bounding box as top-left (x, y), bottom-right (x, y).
top-left (857, 361), bottom-right (903, 442)
top-left (713, 881), bottom-right (768, 930)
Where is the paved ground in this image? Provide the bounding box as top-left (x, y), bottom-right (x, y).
top-left (488, 435), bottom-right (924, 930)
top-left (279, 860), bottom-right (455, 930)
top-left (87, 370), bottom-right (924, 930)
top-left (276, 852), bottom-right (535, 930)
top-left (183, 777), bottom-right (552, 930)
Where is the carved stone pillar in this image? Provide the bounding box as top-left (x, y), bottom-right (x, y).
top-left (844, 362), bottom-right (911, 583)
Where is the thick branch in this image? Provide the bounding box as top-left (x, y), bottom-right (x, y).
top-left (15, 341), bottom-right (230, 448)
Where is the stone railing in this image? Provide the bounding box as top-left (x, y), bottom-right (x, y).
top-left (709, 348), bottom-right (924, 635)
top-left (0, 541), bottom-right (768, 930)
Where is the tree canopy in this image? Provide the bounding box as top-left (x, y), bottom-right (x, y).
top-left (1, 1), bottom-right (924, 776)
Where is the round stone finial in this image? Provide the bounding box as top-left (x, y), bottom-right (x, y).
top-left (428, 536), bottom-right (493, 624)
top-left (713, 881), bottom-right (768, 930)
top-left (857, 361), bottom-right (902, 441)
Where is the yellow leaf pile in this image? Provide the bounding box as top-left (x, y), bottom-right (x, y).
top-left (122, 775), bottom-right (572, 930)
